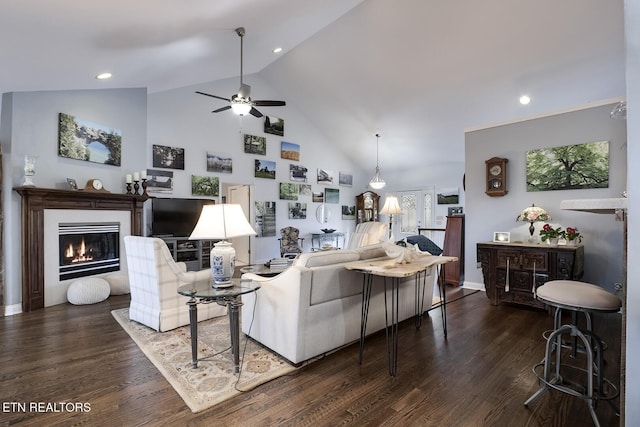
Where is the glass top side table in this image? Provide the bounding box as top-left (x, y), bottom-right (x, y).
top-left (177, 278), bottom-right (260, 373)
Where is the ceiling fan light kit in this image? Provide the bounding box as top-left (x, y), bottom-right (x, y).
top-left (196, 27), bottom-right (285, 118)
top-left (369, 133), bottom-right (386, 190)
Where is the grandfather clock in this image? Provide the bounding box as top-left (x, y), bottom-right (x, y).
top-left (356, 191), bottom-right (379, 225)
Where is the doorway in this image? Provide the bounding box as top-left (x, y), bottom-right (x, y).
top-left (226, 184), bottom-right (253, 266)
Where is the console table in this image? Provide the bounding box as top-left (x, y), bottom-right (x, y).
top-left (177, 279), bottom-right (260, 373)
top-left (345, 255), bottom-right (457, 376)
top-left (476, 242), bottom-right (584, 309)
top-left (310, 232), bottom-right (346, 250)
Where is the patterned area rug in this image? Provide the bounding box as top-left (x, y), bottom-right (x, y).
top-left (111, 308), bottom-right (298, 413)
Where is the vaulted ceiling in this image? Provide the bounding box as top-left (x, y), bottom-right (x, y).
top-left (0, 0), bottom-right (625, 173)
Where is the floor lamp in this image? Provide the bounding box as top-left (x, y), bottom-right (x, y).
top-left (379, 195), bottom-right (403, 241)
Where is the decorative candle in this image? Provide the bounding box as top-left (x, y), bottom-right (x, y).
top-left (133, 172), bottom-right (140, 181)
top-left (140, 170), bottom-right (147, 179)
top-left (125, 174), bottom-right (132, 184)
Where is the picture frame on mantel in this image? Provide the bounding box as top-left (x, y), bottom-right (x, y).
top-left (66, 178), bottom-right (78, 190)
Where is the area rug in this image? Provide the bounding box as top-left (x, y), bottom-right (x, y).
top-left (111, 308), bottom-right (298, 413)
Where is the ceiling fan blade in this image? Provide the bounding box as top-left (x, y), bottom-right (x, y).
top-left (249, 107), bottom-right (263, 118)
top-left (253, 100), bottom-right (286, 107)
top-left (196, 91), bottom-right (230, 102)
top-left (212, 105), bottom-right (231, 113)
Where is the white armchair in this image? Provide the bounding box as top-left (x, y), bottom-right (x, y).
top-left (124, 236), bottom-right (226, 332)
top-left (347, 222), bottom-right (388, 249)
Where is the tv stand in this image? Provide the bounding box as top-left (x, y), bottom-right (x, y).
top-left (157, 236), bottom-right (216, 271)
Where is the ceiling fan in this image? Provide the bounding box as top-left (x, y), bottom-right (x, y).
top-left (196, 27), bottom-right (286, 117)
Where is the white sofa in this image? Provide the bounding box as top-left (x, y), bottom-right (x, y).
top-left (346, 221), bottom-right (388, 248)
top-left (241, 243), bottom-right (436, 364)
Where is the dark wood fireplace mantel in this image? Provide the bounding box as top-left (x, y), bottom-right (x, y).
top-left (15, 186), bottom-right (148, 312)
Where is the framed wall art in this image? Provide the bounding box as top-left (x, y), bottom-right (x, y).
top-left (317, 169), bottom-right (334, 184)
top-left (58, 113), bottom-right (122, 166)
top-left (191, 175), bottom-right (219, 197)
top-left (255, 159), bottom-right (276, 179)
top-left (281, 141), bottom-right (300, 161)
top-left (153, 144), bottom-right (185, 170)
top-left (264, 115), bottom-right (284, 136)
top-left (526, 140), bottom-right (609, 191)
top-left (146, 169), bottom-right (173, 193)
top-left (244, 134), bottom-right (266, 155)
top-left (279, 182), bottom-right (299, 200)
top-left (206, 152), bottom-right (232, 173)
top-left (339, 172), bottom-right (353, 187)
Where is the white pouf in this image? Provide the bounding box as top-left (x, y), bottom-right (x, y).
top-left (67, 277), bottom-right (111, 305)
top-left (104, 272), bottom-right (130, 295)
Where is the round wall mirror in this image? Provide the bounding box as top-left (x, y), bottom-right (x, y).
top-left (316, 204), bottom-right (331, 224)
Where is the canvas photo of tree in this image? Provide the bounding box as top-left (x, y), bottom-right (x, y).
top-left (526, 141), bottom-right (609, 191)
top-left (191, 175), bottom-right (219, 197)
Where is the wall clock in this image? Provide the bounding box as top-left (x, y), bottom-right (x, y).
top-left (485, 157), bottom-right (508, 197)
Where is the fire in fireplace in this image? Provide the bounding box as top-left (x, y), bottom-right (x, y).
top-left (58, 223), bottom-right (120, 281)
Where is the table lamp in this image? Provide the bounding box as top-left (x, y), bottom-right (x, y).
top-left (516, 203), bottom-right (551, 242)
top-left (189, 204), bottom-right (256, 287)
top-left (379, 195), bottom-right (403, 240)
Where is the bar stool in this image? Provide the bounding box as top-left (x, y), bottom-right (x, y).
top-left (524, 280), bottom-right (621, 427)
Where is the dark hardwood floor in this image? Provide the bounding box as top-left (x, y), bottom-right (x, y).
top-left (0, 285), bottom-right (621, 426)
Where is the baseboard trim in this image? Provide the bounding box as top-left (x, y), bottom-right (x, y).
top-left (4, 303), bottom-right (23, 316)
top-left (462, 281), bottom-right (485, 291)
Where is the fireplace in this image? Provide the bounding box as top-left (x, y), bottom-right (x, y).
top-left (58, 223), bottom-right (120, 281)
top-left (15, 186), bottom-right (147, 311)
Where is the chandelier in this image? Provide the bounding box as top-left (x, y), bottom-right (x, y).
top-left (369, 133), bottom-right (386, 190)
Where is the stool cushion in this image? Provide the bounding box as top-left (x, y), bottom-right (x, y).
top-left (67, 277), bottom-right (111, 305)
top-left (537, 280), bottom-right (621, 311)
top-left (104, 272), bottom-right (130, 295)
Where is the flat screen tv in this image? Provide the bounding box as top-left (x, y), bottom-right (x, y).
top-left (151, 198), bottom-right (215, 237)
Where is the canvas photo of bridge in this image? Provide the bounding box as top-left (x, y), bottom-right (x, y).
top-left (58, 113), bottom-right (122, 166)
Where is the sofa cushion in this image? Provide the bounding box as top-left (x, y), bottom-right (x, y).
top-left (348, 232), bottom-right (369, 248)
top-left (309, 265), bottom-right (362, 305)
top-left (355, 243), bottom-right (387, 260)
top-left (293, 250), bottom-right (360, 268)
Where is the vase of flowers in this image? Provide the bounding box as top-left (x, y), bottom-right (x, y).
top-left (539, 224), bottom-right (562, 245)
top-left (562, 227), bottom-right (582, 245)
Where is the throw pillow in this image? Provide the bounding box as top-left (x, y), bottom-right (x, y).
top-left (405, 235), bottom-right (443, 256)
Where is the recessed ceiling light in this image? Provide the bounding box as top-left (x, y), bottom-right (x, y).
top-left (519, 95), bottom-right (531, 105)
top-left (96, 72), bottom-right (112, 80)
top-left (272, 47), bottom-right (282, 54)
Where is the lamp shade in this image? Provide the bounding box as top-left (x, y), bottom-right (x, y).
top-left (189, 204), bottom-right (256, 240)
top-left (516, 203), bottom-right (551, 238)
top-left (379, 196), bottom-right (403, 215)
top-left (516, 204), bottom-right (551, 223)
top-left (189, 204), bottom-right (256, 286)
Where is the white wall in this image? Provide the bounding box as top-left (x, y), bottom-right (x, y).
top-left (1, 88), bottom-right (148, 307)
top-left (147, 73), bottom-right (369, 263)
top-left (465, 102), bottom-right (627, 293)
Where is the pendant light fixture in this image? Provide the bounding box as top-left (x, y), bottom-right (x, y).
top-left (369, 133), bottom-right (386, 190)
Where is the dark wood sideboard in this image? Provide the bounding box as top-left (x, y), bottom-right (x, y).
top-left (14, 187), bottom-right (148, 312)
top-left (477, 242), bottom-right (584, 309)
